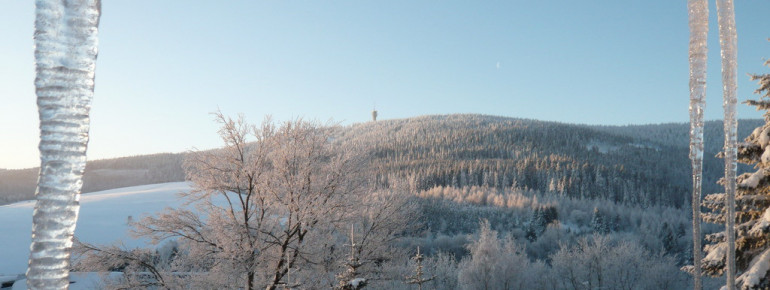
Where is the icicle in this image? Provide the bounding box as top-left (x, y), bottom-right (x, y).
top-left (716, 0), bottom-right (738, 289)
top-left (27, 1), bottom-right (101, 289)
top-left (687, 0), bottom-right (708, 289)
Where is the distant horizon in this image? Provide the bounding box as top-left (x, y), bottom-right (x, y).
top-left (2, 112), bottom-right (764, 170)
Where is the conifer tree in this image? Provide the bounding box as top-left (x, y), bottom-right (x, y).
top-left (337, 225), bottom-right (367, 290)
top-left (591, 208), bottom-right (609, 235)
top-left (701, 57), bottom-right (770, 289)
top-left (405, 247), bottom-right (434, 290)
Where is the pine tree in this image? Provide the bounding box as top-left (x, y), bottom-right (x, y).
top-left (591, 208), bottom-right (609, 235)
top-left (405, 247), bottom-right (434, 290)
top-left (701, 57), bottom-right (770, 289)
top-left (337, 225), bottom-right (367, 290)
top-left (526, 208), bottom-right (547, 242)
top-left (660, 222), bottom-right (676, 256)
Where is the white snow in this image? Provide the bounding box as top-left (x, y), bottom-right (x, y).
top-left (585, 141), bottom-right (617, 154)
top-left (736, 248), bottom-right (770, 288)
top-left (762, 148), bottom-right (770, 164)
top-left (759, 127), bottom-right (770, 148)
top-left (585, 140), bottom-right (659, 154)
top-left (704, 242), bottom-right (727, 264)
top-left (12, 272), bottom-right (123, 290)
top-left (349, 277), bottom-right (367, 288)
top-left (0, 182), bottom-right (192, 276)
top-left (739, 169), bottom-right (764, 189)
top-left (748, 207), bottom-right (770, 236)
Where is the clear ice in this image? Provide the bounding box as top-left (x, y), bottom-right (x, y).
top-left (27, 1), bottom-right (101, 289)
top-left (688, 0), bottom-right (708, 289)
top-left (716, 0), bottom-right (738, 288)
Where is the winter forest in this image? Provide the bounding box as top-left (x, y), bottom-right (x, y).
top-left (3, 0), bottom-right (770, 289)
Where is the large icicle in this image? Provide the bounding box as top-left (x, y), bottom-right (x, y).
top-left (716, 0), bottom-right (738, 289)
top-left (27, 1), bottom-right (101, 289)
top-left (687, 0), bottom-right (708, 289)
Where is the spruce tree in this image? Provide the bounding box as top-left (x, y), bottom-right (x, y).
top-left (591, 208), bottom-right (609, 235)
top-left (337, 225), bottom-right (367, 290)
top-left (405, 247), bottom-right (434, 290)
top-left (701, 58), bottom-right (770, 289)
top-left (660, 222), bottom-right (676, 256)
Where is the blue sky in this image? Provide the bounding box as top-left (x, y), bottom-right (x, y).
top-left (1, 1), bottom-right (770, 169)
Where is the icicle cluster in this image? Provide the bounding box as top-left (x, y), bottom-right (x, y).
top-left (687, 0), bottom-right (709, 288)
top-left (27, 0), bottom-right (101, 289)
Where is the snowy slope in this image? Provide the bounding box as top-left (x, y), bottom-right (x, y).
top-left (0, 182), bottom-right (192, 276)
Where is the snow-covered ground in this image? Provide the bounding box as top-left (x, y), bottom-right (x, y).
top-left (0, 182), bottom-right (193, 277)
top-left (11, 272), bottom-right (124, 290)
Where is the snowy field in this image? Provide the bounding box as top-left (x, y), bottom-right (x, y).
top-left (0, 182), bottom-right (193, 277)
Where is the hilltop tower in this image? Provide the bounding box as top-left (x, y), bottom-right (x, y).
top-left (372, 107), bottom-right (378, 122)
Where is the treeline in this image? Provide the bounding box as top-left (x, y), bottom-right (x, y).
top-left (404, 186), bottom-right (710, 264)
top-left (2, 114), bottom-right (759, 209)
top-left (72, 183), bottom-right (715, 289)
top-left (341, 114), bottom-right (712, 208)
top-left (588, 119), bottom-right (762, 149)
top-left (589, 119), bottom-right (760, 192)
top-left (379, 185), bottom-right (729, 289)
top-left (0, 153), bottom-right (185, 205)
top-left (379, 224), bottom-right (694, 289)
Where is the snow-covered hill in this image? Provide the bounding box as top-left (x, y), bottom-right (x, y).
top-left (0, 182), bottom-right (192, 276)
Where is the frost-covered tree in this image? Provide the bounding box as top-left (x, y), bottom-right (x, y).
top-left (405, 247), bottom-right (434, 290)
top-left (73, 113), bottom-right (416, 289)
top-left (142, 115), bottom-right (362, 290)
top-left (337, 226), bottom-right (367, 290)
top-left (27, 0), bottom-right (101, 288)
top-left (550, 235), bottom-right (685, 290)
top-left (701, 54), bottom-right (770, 289)
top-left (458, 220), bottom-right (531, 290)
top-left (72, 239), bottom-right (180, 289)
top-left (591, 207), bottom-right (610, 234)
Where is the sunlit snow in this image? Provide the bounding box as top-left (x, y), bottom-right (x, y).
top-left (0, 182), bottom-right (192, 276)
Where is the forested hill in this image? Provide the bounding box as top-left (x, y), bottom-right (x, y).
top-left (587, 119), bottom-right (763, 151)
top-left (588, 119), bottom-right (762, 196)
top-left (340, 114), bottom-right (759, 208)
top-left (0, 114), bottom-right (761, 208)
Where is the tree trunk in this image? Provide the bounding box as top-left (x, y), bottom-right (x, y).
top-left (247, 271), bottom-right (254, 290)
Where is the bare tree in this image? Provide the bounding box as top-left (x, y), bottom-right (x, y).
top-left (127, 113), bottom-right (364, 289)
top-left (72, 239), bottom-right (173, 289)
top-left (71, 113), bottom-right (418, 289)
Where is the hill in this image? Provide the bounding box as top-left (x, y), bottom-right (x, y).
top-left (340, 114), bottom-right (760, 208)
top-left (0, 114), bottom-right (761, 208)
top-left (0, 153), bottom-right (185, 205)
